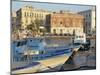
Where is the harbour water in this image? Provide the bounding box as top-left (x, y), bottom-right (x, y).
top-left (44, 36), bottom-right (73, 46)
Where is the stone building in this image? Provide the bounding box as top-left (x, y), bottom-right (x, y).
top-left (78, 7), bottom-right (96, 35)
top-left (46, 11), bottom-right (84, 35)
top-left (16, 6), bottom-right (51, 28)
top-left (11, 11), bottom-right (17, 30)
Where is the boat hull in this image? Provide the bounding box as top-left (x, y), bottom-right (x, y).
top-left (12, 52), bottom-right (72, 74)
top-left (73, 46), bottom-right (81, 52)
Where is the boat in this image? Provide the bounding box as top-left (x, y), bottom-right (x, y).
top-left (11, 37), bottom-right (80, 74)
top-left (73, 33), bottom-right (90, 50)
top-left (73, 33), bottom-right (86, 44)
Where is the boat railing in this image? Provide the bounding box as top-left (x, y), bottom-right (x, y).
top-left (44, 45), bottom-right (70, 50)
top-left (13, 47), bottom-right (72, 62)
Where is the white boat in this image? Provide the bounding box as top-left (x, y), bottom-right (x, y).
top-left (73, 33), bottom-right (86, 44)
top-left (73, 33), bottom-right (90, 50)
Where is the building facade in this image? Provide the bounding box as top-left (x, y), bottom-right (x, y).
top-left (11, 11), bottom-right (17, 30)
top-left (46, 11), bottom-right (84, 35)
top-left (16, 6), bottom-right (51, 28)
top-left (78, 7), bottom-right (96, 35)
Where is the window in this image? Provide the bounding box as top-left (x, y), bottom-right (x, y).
top-left (89, 13), bottom-right (91, 17)
top-left (32, 13), bottom-right (34, 17)
top-left (30, 13), bottom-right (31, 17)
top-left (60, 29), bottom-right (63, 34)
top-left (85, 15), bottom-right (87, 18)
top-left (16, 42), bottom-right (19, 47)
top-left (79, 36), bottom-right (83, 38)
top-left (53, 29), bottom-right (56, 34)
top-left (27, 12), bottom-right (28, 17)
top-left (31, 20), bottom-right (33, 23)
top-left (26, 20), bottom-right (28, 23)
top-left (24, 12), bottom-right (26, 17)
top-left (60, 21), bottom-right (62, 24)
top-left (35, 13), bottom-right (36, 18)
top-left (41, 14), bottom-right (43, 18)
top-left (37, 14), bottom-right (38, 18)
top-left (89, 22), bottom-right (91, 25)
top-left (30, 40), bottom-right (32, 42)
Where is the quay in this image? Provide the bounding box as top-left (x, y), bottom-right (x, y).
top-left (61, 47), bottom-right (96, 71)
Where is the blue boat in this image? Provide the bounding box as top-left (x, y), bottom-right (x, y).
top-left (11, 37), bottom-right (80, 74)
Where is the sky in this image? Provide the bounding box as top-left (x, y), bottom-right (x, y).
top-left (12, 0), bottom-right (95, 13)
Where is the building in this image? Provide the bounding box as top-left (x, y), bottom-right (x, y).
top-left (46, 11), bottom-right (84, 35)
top-left (16, 6), bottom-right (51, 28)
top-left (11, 11), bottom-right (17, 31)
top-left (78, 7), bottom-right (96, 35)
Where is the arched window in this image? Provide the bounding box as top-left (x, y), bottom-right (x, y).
top-left (53, 29), bottom-right (56, 34)
top-left (60, 29), bottom-right (63, 34)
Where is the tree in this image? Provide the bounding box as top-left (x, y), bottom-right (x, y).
top-left (26, 19), bottom-right (46, 36)
top-left (27, 23), bottom-right (36, 31)
top-left (34, 19), bottom-right (43, 31)
top-left (26, 22), bottom-right (37, 36)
